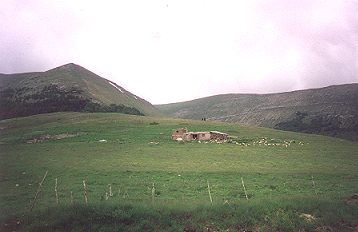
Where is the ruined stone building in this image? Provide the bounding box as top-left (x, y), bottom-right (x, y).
top-left (172, 128), bottom-right (228, 141)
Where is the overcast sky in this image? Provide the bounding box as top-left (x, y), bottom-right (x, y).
top-left (1, 0), bottom-right (358, 104)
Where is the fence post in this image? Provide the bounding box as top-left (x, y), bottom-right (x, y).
top-left (29, 170), bottom-right (48, 212)
top-left (311, 175), bottom-right (318, 196)
top-left (207, 180), bottom-right (213, 204)
top-left (151, 183), bottom-right (155, 204)
top-left (83, 180), bottom-right (88, 205)
top-left (241, 177), bottom-right (248, 200)
top-left (109, 184), bottom-right (113, 197)
top-left (55, 178), bottom-right (59, 205)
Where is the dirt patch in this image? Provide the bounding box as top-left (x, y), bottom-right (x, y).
top-left (26, 133), bottom-right (80, 144)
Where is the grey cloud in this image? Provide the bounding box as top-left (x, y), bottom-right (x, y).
top-left (255, 0), bottom-right (358, 89)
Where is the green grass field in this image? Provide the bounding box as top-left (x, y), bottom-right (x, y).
top-left (0, 112), bottom-right (357, 231)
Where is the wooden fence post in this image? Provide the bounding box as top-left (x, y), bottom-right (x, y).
top-left (151, 183), bottom-right (155, 204)
top-left (29, 170), bottom-right (48, 212)
top-left (83, 180), bottom-right (88, 205)
top-left (109, 184), bottom-right (113, 197)
top-left (311, 175), bottom-right (318, 196)
top-left (207, 180), bottom-right (213, 204)
top-left (241, 177), bottom-right (248, 200)
top-left (55, 178), bottom-right (59, 205)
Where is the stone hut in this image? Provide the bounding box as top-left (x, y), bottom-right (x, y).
top-left (172, 128), bottom-right (228, 141)
top-left (183, 132), bottom-right (211, 141)
top-left (209, 131), bottom-right (229, 140)
top-left (172, 128), bottom-right (188, 140)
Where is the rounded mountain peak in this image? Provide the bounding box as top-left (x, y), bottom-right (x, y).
top-left (48, 63), bottom-right (85, 72)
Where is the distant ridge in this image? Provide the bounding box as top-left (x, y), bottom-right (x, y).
top-left (156, 84), bottom-right (358, 140)
top-left (0, 63), bottom-right (161, 119)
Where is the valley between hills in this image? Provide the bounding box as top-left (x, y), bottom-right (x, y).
top-left (1, 63), bottom-right (358, 140)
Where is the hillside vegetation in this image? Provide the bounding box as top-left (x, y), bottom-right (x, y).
top-left (0, 112), bottom-right (357, 231)
top-left (0, 63), bottom-right (160, 119)
top-left (157, 84), bottom-right (358, 140)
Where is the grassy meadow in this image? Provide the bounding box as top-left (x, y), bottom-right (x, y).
top-left (0, 112), bottom-right (357, 231)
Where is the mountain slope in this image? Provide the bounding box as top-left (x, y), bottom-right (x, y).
top-left (0, 63), bottom-right (160, 119)
top-left (156, 84), bottom-right (358, 140)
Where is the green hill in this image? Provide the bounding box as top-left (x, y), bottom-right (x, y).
top-left (0, 63), bottom-right (161, 119)
top-left (0, 112), bottom-right (357, 231)
top-left (156, 84), bottom-right (358, 140)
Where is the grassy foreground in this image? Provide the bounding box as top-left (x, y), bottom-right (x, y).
top-left (0, 112), bottom-right (357, 231)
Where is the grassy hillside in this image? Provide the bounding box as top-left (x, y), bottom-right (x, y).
top-left (0, 63), bottom-right (161, 119)
top-left (156, 84), bottom-right (358, 140)
top-left (0, 113), bottom-right (357, 231)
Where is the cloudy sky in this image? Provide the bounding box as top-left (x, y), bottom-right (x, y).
top-left (1, 0), bottom-right (358, 104)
